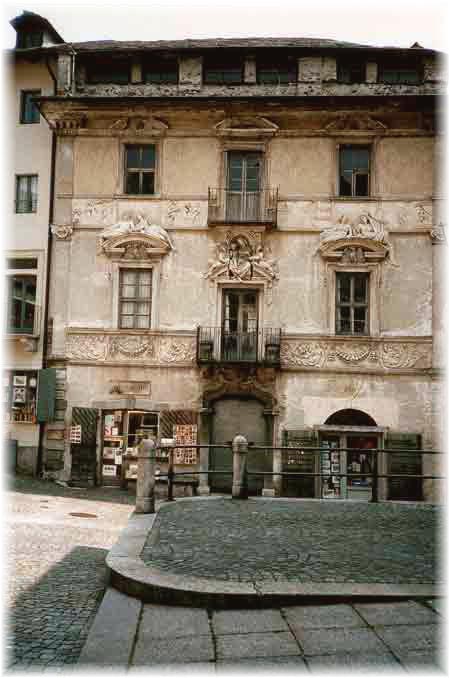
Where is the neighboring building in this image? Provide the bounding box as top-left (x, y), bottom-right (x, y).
top-left (5, 12), bottom-right (64, 475)
top-left (32, 30), bottom-right (445, 499)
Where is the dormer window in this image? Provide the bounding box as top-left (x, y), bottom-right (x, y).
top-left (17, 30), bottom-right (43, 48)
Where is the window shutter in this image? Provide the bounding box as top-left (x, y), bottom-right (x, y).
top-left (36, 368), bottom-right (57, 422)
top-left (385, 433), bottom-right (422, 500)
top-left (282, 429), bottom-right (318, 498)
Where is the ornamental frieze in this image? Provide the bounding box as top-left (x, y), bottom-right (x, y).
top-left (281, 338), bottom-right (430, 371)
top-left (65, 333), bottom-right (196, 364)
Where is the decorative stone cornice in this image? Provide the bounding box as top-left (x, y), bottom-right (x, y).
top-left (281, 336), bottom-right (432, 373)
top-left (324, 115), bottom-right (387, 133)
top-left (214, 116), bottom-right (279, 138)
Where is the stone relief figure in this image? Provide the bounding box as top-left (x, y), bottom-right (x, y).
top-left (100, 211), bottom-right (174, 250)
top-left (205, 233), bottom-right (278, 283)
top-left (321, 212), bottom-right (386, 243)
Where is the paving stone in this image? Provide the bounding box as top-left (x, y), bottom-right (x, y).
top-left (133, 635), bottom-right (214, 665)
top-left (354, 601), bottom-right (439, 626)
top-left (376, 624), bottom-right (442, 653)
top-left (216, 656), bottom-right (308, 671)
top-left (129, 664), bottom-right (215, 673)
top-left (139, 604), bottom-right (210, 639)
top-left (394, 648), bottom-right (444, 672)
top-left (283, 604), bottom-right (365, 629)
top-left (212, 609), bottom-right (288, 635)
top-left (216, 631), bottom-right (301, 660)
top-left (294, 626), bottom-right (387, 656)
top-left (78, 589), bottom-right (141, 665)
top-left (307, 652), bottom-right (404, 672)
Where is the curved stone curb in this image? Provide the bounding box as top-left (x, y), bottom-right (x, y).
top-left (106, 498), bottom-right (442, 609)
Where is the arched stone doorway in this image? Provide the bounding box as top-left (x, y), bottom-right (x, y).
top-left (319, 407), bottom-right (381, 501)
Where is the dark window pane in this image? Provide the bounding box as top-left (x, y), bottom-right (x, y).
top-left (126, 147), bottom-right (140, 168)
top-left (339, 174), bottom-right (352, 196)
top-left (355, 173), bottom-right (369, 197)
top-left (126, 172), bottom-right (140, 194)
top-left (337, 275), bottom-right (351, 303)
top-left (338, 62), bottom-right (365, 83)
top-left (353, 148), bottom-right (370, 170)
top-left (141, 146), bottom-right (155, 168)
top-left (141, 173), bottom-right (155, 194)
top-left (87, 58), bottom-right (129, 84)
top-left (21, 91), bottom-right (40, 123)
top-left (144, 59), bottom-right (178, 84)
top-left (338, 307), bottom-right (351, 334)
top-left (354, 307), bottom-right (367, 334)
top-left (354, 275), bottom-right (367, 303)
top-left (6, 258), bottom-right (38, 270)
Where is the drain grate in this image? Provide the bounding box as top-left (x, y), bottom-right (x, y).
top-left (69, 512), bottom-right (98, 519)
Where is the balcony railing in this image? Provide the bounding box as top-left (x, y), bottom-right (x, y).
top-left (197, 326), bottom-right (281, 366)
top-left (208, 188), bottom-right (278, 226)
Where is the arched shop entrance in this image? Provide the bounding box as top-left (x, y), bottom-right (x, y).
top-left (318, 408), bottom-right (381, 501)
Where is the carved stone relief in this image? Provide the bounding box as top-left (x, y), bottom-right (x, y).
top-left (281, 338), bottom-right (430, 371)
top-left (430, 222), bottom-right (446, 244)
top-left (51, 224), bottom-right (74, 240)
top-left (214, 116), bottom-right (279, 137)
top-left (205, 231), bottom-right (278, 284)
top-left (321, 212), bottom-right (387, 244)
top-left (66, 333), bottom-right (195, 364)
top-left (166, 201), bottom-right (202, 226)
top-left (99, 212), bottom-right (173, 259)
top-left (200, 365), bottom-right (277, 409)
top-left (72, 200), bottom-right (116, 226)
top-left (324, 115), bottom-right (387, 132)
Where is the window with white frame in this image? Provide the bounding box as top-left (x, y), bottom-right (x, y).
top-left (15, 175), bottom-right (38, 213)
top-left (335, 272), bottom-right (369, 335)
top-left (119, 269), bottom-right (152, 329)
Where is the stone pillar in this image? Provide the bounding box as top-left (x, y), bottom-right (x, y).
top-left (135, 438), bottom-right (156, 514)
top-left (232, 434), bottom-right (248, 499)
top-left (198, 408), bottom-right (212, 495)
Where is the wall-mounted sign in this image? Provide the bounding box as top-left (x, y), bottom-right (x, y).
top-left (70, 424), bottom-right (82, 444)
top-left (125, 464), bottom-right (138, 479)
top-left (102, 464), bottom-right (116, 477)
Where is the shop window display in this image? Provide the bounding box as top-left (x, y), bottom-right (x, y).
top-left (4, 371), bottom-right (37, 423)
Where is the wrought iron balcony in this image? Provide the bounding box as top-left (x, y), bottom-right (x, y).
top-left (208, 188), bottom-right (278, 227)
top-left (197, 326), bottom-right (281, 366)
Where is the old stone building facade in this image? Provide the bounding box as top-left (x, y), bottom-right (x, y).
top-left (14, 24), bottom-right (445, 499)
top-left (5, 13), bottom-right (64, 474)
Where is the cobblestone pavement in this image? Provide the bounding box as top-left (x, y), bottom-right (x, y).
top-left (142, 498), bottom-right (442, 584)
top-left (81, 589), bottom-right (446, 672)
top-left (5, 475), bottom-right (135, 670)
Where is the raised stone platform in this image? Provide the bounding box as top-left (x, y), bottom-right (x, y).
top-left (106, 497), bottom-right (442, 608)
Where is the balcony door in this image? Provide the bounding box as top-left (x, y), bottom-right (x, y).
top-left (226, 152), bottom-right (262, 222)
top-left (222, 289), bottom-right (258, 362)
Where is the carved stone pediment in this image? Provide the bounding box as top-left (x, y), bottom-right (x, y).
top-left (324, 115), bottom-right (387, 132)
top-left (205, 231), bottom-right (278, 283)
top-left (99, 213), bottom-right (173, 259)
top-left (319, 238), bottom-right (389, 263)
top-left (319, 212), bottom-right (390, 262)
top-left (201, 365), bottom-right (277, 409)
top-left (214, 116), bottom-right (279, 137)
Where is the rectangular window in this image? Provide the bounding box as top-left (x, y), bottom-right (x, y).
top-left (204, 57), bottom-right (243, 85)
top-left (143, 57), bottom-right (178, 84)
top-left (124, 145), bottom-right (156, 195)
top-left (339, 146), bottom-right (370, 197)
top-left (378, 60), bottom-right (420, 84)
top-left (4, 371), bottom-right (38, 424)
top-left (336, 272), bottom-right (369, 335)
top-left (86, 57), bottom-right (130, 84)
top-left (256, 58), bottom-right (297, 84)
top-left (119, 269), bottom-right (152, 329)
top-left (7, 275), bottom-right (37, 334)
top-left (20, 90), bottom-right (41, 124)
top-left (15, 175), bottom-right (38, 213)
top-left (6, 258), bottom-right (38, 269)
top-left (337, 60), bottom-right (365, 84)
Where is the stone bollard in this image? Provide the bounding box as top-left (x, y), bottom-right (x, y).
top-left (135, 438), bottom-right (156, 514)
top-left (232, 434), bottom-right (248, 499)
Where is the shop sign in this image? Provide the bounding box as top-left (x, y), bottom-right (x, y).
top-left (70, 424), bottom-right (82, 444)
top-left (102, 464), bottom-right (116, 477)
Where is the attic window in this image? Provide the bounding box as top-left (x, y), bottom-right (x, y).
top-left (337, 60), bottom-right (365, 84)
top-left (143, 57), bottom-right (178, 84)
top-left (86, 57), bottom-right (130, 84)
top-left (17, 31), bottom-right (43, 48)
top-left (256, 58), bottom-right (297, 84)
top-left (378, 60), bottom-right (420, 84)
top-left (204, 56), bottom-right (244, 85)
